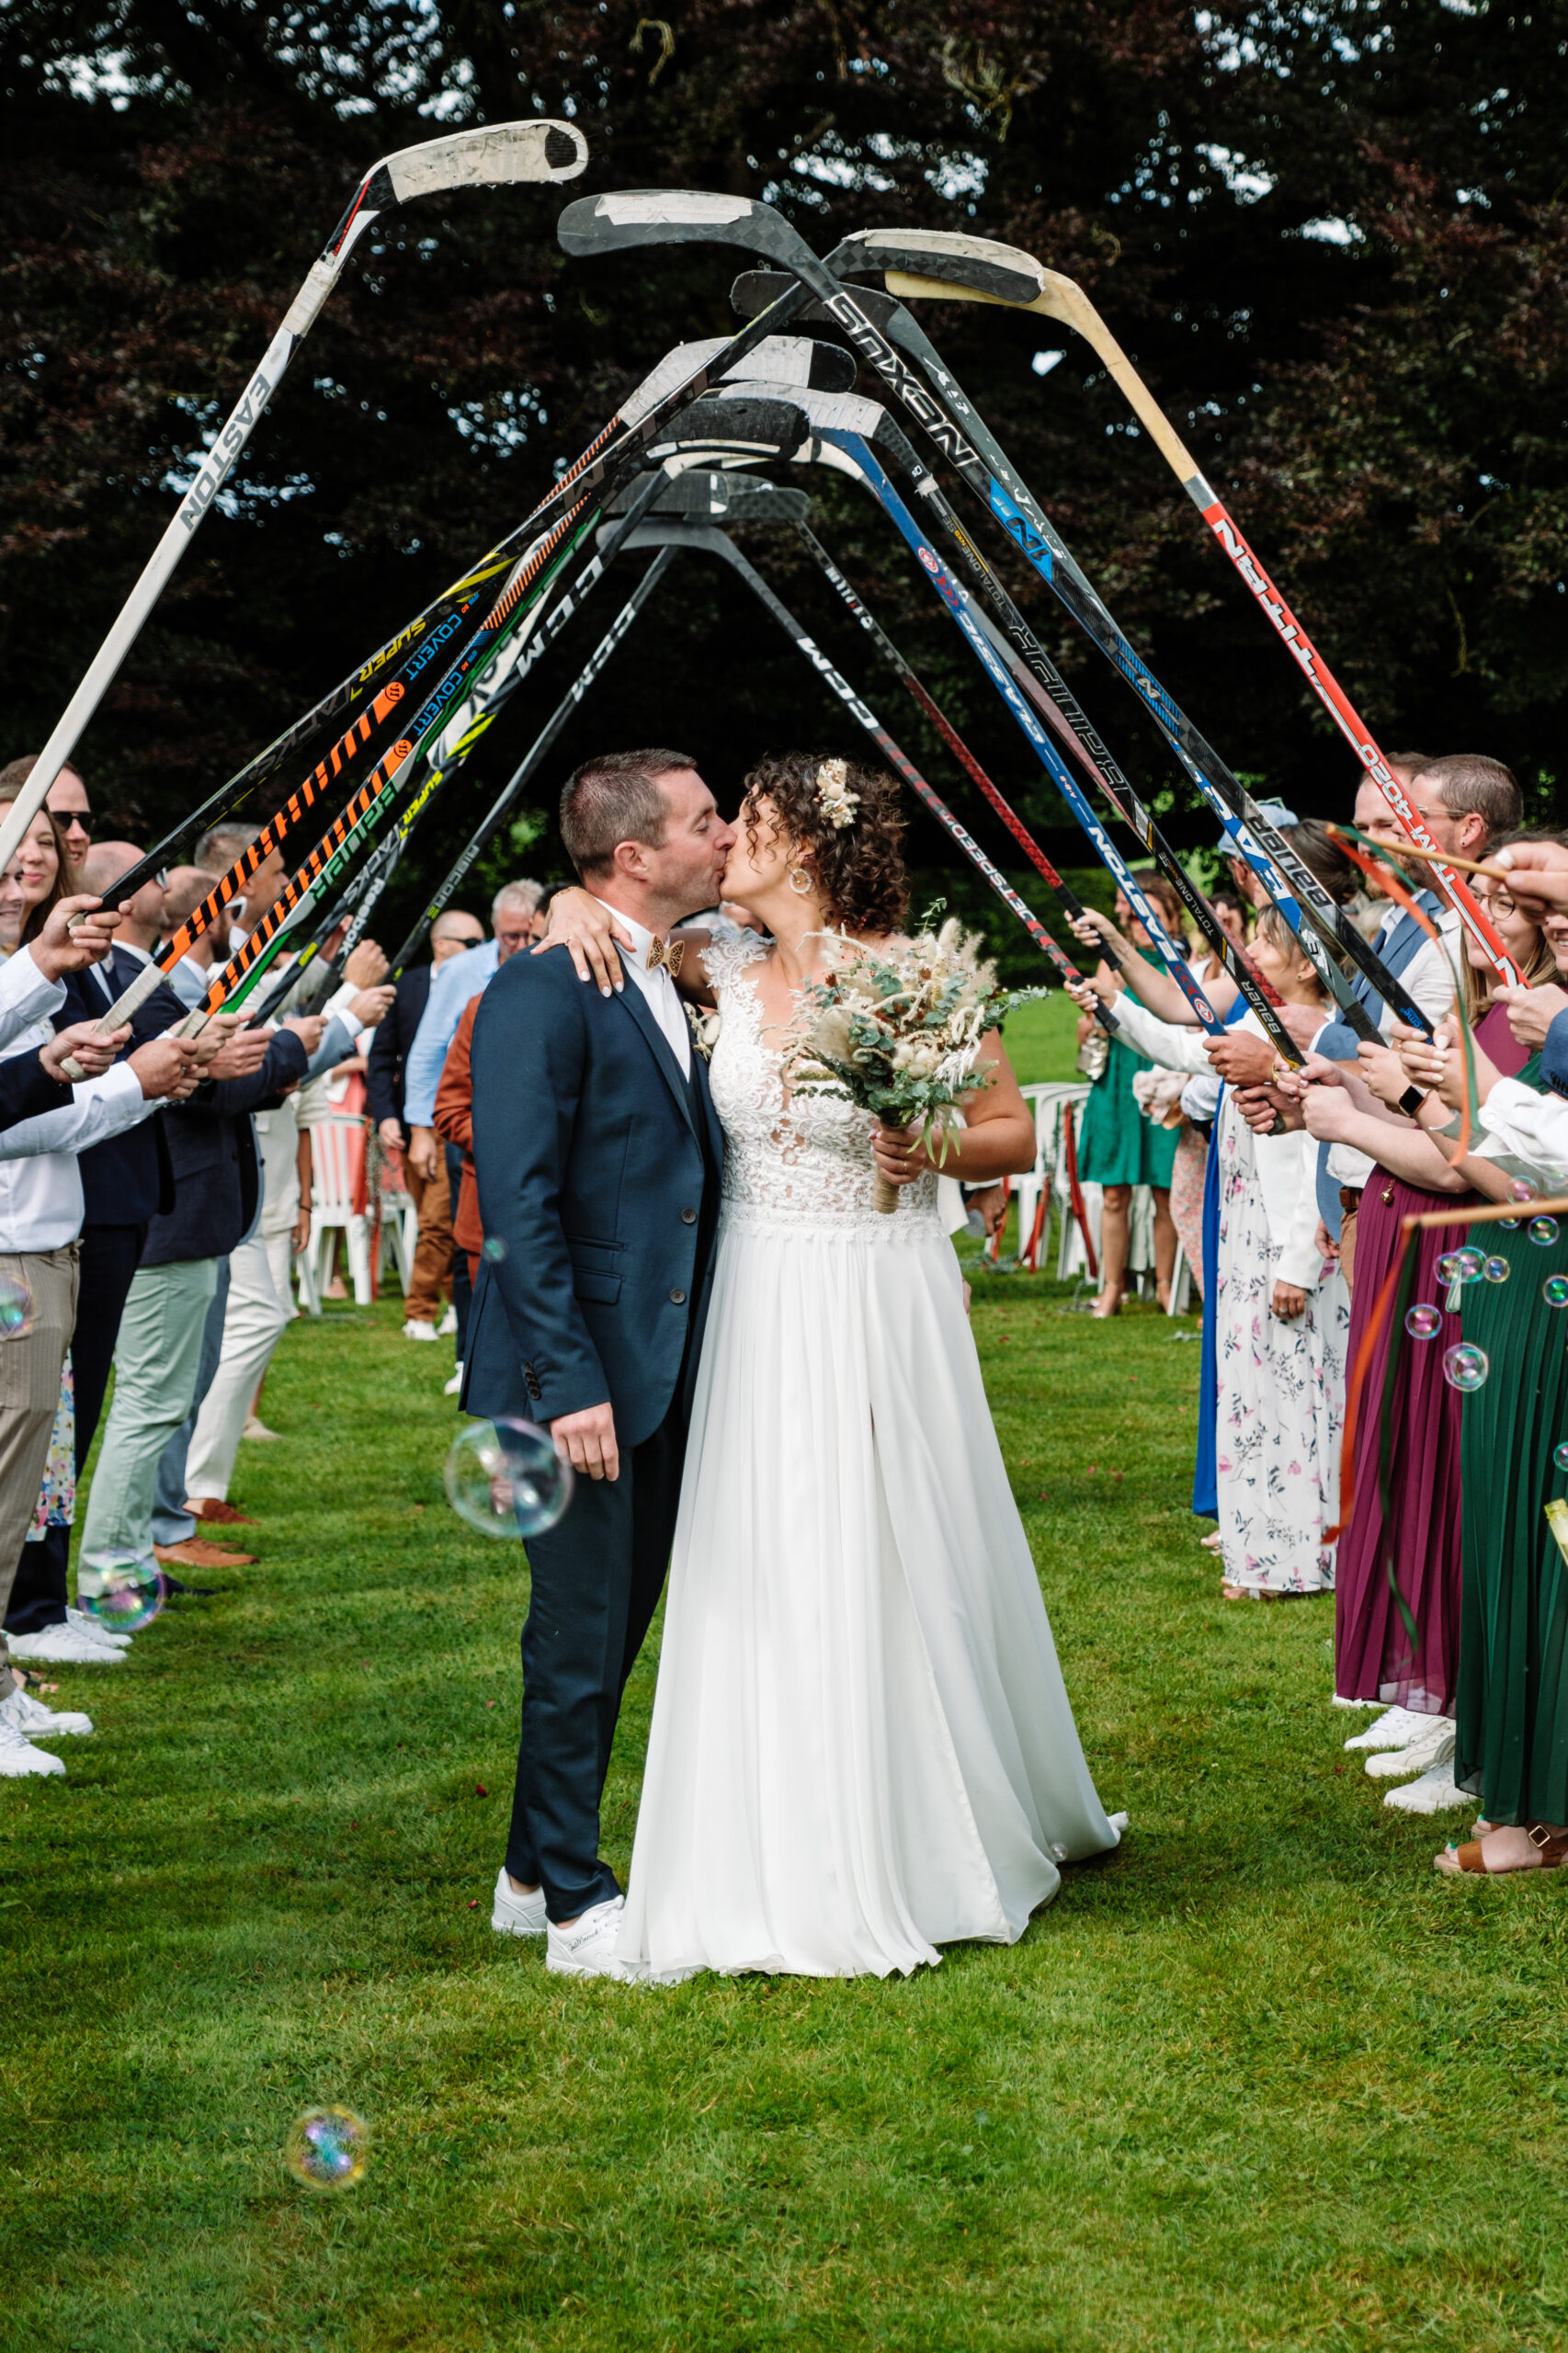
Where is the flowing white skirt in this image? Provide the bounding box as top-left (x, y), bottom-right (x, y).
top-left (617, 1211), bottom-right (1122, 1981)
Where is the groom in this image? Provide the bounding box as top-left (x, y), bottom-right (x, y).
top-left (466, 749), bottom-right (733, 1977)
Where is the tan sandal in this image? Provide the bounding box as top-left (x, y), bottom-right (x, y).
top-left (1436, 1822), bottom-right (1568, 1876)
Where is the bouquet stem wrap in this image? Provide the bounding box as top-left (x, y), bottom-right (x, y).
top-left (872, 1172), bottom-right (900, 1216)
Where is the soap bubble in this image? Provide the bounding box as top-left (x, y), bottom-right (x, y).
top-left (1483, 1256), bottom-right (1511, 1283)
top-left (1555, 1443), bottom-right (1568, 1472)
top-left (1545, 1276), bottom-right (1568, 1308)
top-left (1454, 1247), bottom-right (1485, 1283)
top-left (0, 1272), bottom-right (34, 1338)
top-left (445, 1418), bottom-right (573, 1539)
top-left (76, 1551), bottom-right (165, 1634)
top-left (1403, 1303), bottom-right (1443, 1340)
top-left (1498, 1218), bottom-right (1523, 1231)
top-left (480, 1235), bottom-right (508, 1263)
top-left (1442, 1343), bottom-right (1490, 1393)
top-left (1509, 1178), bottom-right (1539, 1203)
top-left (1529, 1217), bottom-right (1561, 1247)
top-left (285, 2108), bottom-right (369, 2192)
top-left (1436, 1252), bottom-right (1464, 1285)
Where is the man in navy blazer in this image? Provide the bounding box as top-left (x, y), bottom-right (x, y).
top-left (468, 747), bottom-right (734, 1977)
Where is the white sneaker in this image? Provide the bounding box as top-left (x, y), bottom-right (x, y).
top-left (545, 1894), bottom-right (636, 1980)
top-left (1331, 1693), bottom-right (1381, 1711)
top-left (491, 1866), bottom-right (547, 1938)
top-left (6, 1621), bottom-right (125, 1665)
top-left (66, 1605), bottom-right (131, 1649)
top-left (403, 1318), bottom-right (437, 1342)
top-left (437, 1304), bottom-right (458, 1337)
top-left (1, 1683), bottom-right (92, 1737)
top-left (0, 1712), bottom-right (65, 1777)
top-left (1344, 1705), bottom-right (1429, 1752)
top-left (1365, 1720), bottom-right (1456, 1779)
top-left (444, 1362), bottom-right (464, 1396)
top-left (1384, 1762), bottom-right (1469, 1813)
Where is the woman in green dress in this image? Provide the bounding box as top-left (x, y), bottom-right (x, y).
top-left (1075, 877), bottom-right (1182, 1317)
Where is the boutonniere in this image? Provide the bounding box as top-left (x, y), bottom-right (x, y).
top-left (685, 1003), bottom-right (722, 1063)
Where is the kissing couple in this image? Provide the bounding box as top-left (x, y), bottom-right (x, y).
top-left (463, 745), bottom-right (1123, 1983)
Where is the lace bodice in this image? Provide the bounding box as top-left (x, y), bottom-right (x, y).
top-left (703, 932), bottom-right (941, 1240)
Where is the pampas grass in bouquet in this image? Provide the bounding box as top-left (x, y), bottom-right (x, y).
top-left (784, 906), bottom-right (1046, 1213)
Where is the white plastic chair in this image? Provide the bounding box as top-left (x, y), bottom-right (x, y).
top-left (375, 1192), bottom-right (417, 1295)
top-left (304, 1117), bottom-right (372, 1306)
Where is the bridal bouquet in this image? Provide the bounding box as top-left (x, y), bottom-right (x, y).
top-left (784, 911), bottom-right (1045, 1213)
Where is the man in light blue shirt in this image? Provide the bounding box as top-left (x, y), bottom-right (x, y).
top-left (403, 881), bottom-right (543, 1149)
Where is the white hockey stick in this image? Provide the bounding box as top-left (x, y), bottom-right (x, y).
top-left (0, 116), bottom-right (586, 878)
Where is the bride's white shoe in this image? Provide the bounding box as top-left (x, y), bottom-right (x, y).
top-left (546, 1894), bottom-right (639, 1981)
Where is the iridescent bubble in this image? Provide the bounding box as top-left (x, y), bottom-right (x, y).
top-left (1545, 1276), bottom-right (1568, 1308)
top-left (76, 1551), bottom-right (165, 1634)
top-left (1555, 1443), bottom-right (1568, 1473)
top-left (1436, 1252), bottom-right (1465, 1285)
top-left (1529, 1217), bottom-right (1562, 1247)
top-left (285, 2108), bottom-right (369, 2192)
top-left (1498, 1218), bottom-right (1523, 1231)
top-left (445, 1417), bottom-right (574, 1539)
top-left (1403, 1303), bottom-right (1442, 1340)
top-left (1483, 1256), bottom-right (1511, 1284)
top-left (0, 1273), bottom-right (34, 1339)
top-left (1442, 1343), bottom-right (1490, 1393)
top-left (481, 1235), bottom-right (508, 1263)
top-left (1454, 1247), bottom-right (1486, 1283)
top-left (1509, 1177), bottom-right (1539, 1203)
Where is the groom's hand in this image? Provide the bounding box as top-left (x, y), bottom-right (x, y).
top-left (551, 1402), bottom-right (619, 1483)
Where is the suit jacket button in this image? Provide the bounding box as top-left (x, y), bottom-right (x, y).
top-left (680, 1207), bottom-right (697, 1224)
top-left (670, 1288), bottom-right (687, 1305)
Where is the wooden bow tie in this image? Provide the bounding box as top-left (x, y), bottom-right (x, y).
top-left (645, 934), bottom-right (685, 979)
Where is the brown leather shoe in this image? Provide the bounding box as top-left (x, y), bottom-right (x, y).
top-left (185, 1497), bottom-right (257, 1527)
top-left (153, 1539), bottom-right (256, 1570)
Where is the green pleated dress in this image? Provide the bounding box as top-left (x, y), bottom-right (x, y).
top-left (1456, 1059), bottom-right (1568, 1825)
top-left (1078, 1032), bottom-right (1179, 1191)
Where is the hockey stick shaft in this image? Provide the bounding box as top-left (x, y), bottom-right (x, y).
top-left (385, 544), bottom-right (679, 979)
top-left (2, 120), bottom-right (589, 878)
top-left (878, 261), bottom-right (1516, 981)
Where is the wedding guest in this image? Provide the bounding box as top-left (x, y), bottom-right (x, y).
top-left (1302, 849), bottom-right (1555, 1807)
top-left (1074, 874), bottom-right (1183, 1315)
top-left (0, 755), bottom-right (94, 870)
top-left (1384, 862), bottom-right (1568, 1870)
top-left (368, 908), bottom-right (485, 1344)
top-left (432, 995), bottom-right (483, 1284)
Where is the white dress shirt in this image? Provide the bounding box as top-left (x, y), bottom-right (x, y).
top-left (0, 1020), bottom-right (154, 1251)
top-left (0, 945), bottom-right (67, 1055)
top-left (597, 899), bottom-right (691, 1078)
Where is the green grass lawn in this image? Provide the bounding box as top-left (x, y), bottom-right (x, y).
top-left (997, 992), bottom-right (1080, 1087)
top-left (6, 1279), bottom-right (1567, 2352)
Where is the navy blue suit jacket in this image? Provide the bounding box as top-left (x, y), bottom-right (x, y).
top-left (55, 949), bottom-right (185, 1225)
top-left (365, 962), bottom-right (431, 1132)
top-left (140, 1030), bottom-right (310, 1267)
top-left (464, 948), bottom-right (723, 1449)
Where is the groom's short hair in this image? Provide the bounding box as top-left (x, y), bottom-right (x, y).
top-left (561, 748), bottom-right (696, 879)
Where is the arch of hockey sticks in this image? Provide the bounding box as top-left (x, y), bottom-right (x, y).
top-left (33, 156), bottom-right (1490, 1119)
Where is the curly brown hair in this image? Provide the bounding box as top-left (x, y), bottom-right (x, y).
top-left (740, 752), bottom-right (908, 935)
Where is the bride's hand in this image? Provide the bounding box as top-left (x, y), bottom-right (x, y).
top-left (531, 886), bottom-right (631, 995)
top-left (869, 1120), bottom-right (928, 1188)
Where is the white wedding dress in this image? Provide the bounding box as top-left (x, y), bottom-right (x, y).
top-left (616, 933), bottom-right (1122, 1981)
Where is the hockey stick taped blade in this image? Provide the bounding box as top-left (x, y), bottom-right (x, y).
top-left (382, 119), bottom-right (586, 202)
top-left (607, 471), bottom-right (811, 523)
top-left (838, 228), bottom-right (1045, 304)
top-left (560, 188), bottom-right (786, 256)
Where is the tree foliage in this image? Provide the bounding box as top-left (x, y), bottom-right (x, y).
top-left (1, 0), bottom-right (1562, 942)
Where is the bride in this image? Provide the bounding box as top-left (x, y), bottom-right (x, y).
top-left (541, 750), bottom-right (1123, 1979)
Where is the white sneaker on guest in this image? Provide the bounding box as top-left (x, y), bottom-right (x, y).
top-left (1, 1684), bottom-right (92, 1738)
top-left (444, 1362), bottom-right (464, 1397)
top-left (545, 1894), bottom-right (636, 1980)
top-left (1344, 1705), bottom-right (1428, 1752)
top-left (0, 1712), bottom-right (66, 1776)
top-left (66, 1606), bottom-right (131, 1649)
top-left (403, 1318), bottom-right (437, 1342)
top-left (6, 1621), bottom-right (125, 1665)
top-left (1365, 1719), bottom-right (1456, 1779)
top-left (1384, 1761), bottom-right (1468, 1813)
top-left (437, 1304), bottom-right (458, 1337)
top-left (491, 1867), bottom-right (547, 1938)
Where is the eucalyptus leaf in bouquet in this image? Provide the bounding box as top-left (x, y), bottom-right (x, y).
top-left (783, 905), bottom-right (1048, 1213)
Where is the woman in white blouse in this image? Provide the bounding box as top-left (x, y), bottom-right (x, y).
top-left (1069, 908), bottom-right (1349, 1597)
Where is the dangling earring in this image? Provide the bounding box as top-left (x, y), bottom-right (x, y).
top-left (788, 867), bottom-right (813, 895)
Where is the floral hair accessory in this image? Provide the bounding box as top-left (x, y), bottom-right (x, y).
top-left (814, 757), bottom-right (859, 831)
